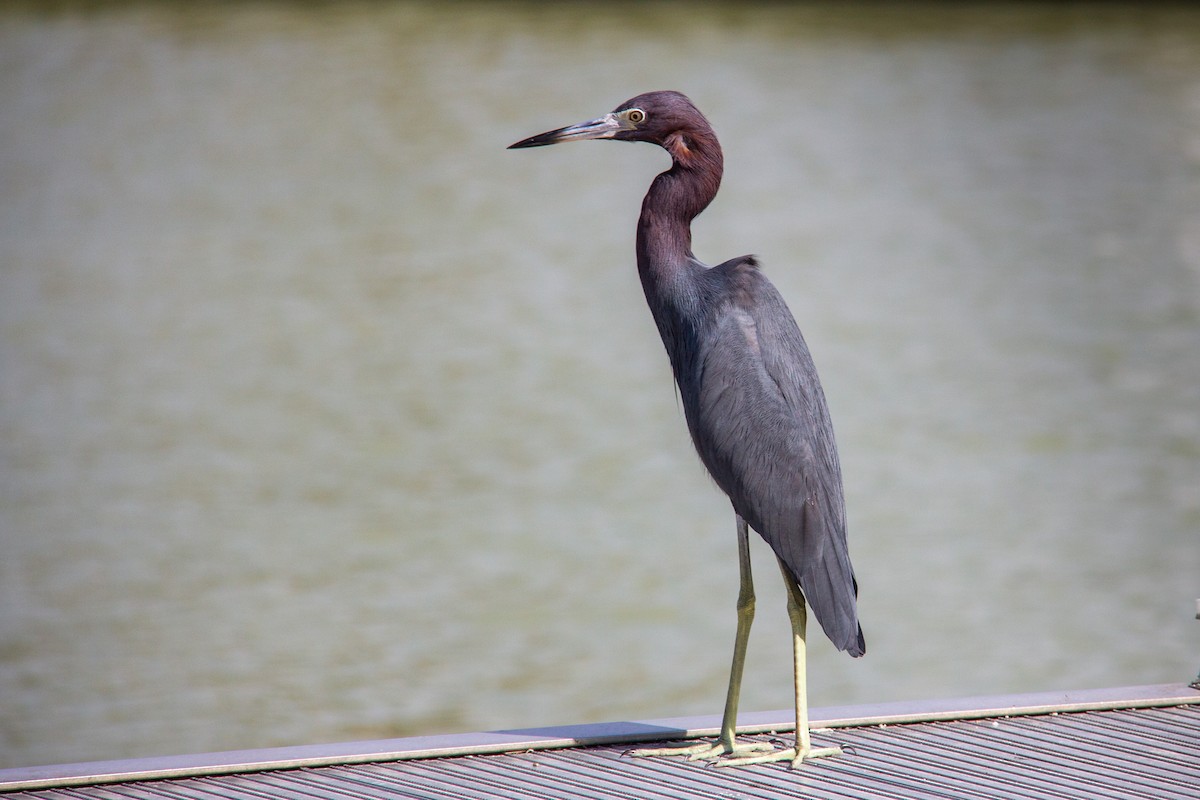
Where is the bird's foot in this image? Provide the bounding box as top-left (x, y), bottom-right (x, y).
top-left (628, 739), bottom-right (774, 762)
top-left (717, 743), bottom-right (842, 768)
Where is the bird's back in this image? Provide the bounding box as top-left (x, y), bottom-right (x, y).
top-left (669, 256), bottom-right (865, 657)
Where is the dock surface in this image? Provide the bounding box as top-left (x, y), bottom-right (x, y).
top-left (3, 683), bottom-right (1197, 798)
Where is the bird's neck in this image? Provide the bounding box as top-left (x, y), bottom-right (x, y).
top-left (635, 128), bottom-right (723, 289)
top-left (635, 127), bottom-right (723, 378)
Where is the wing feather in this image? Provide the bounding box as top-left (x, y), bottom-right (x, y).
top-left (690, 258), bottom-right (864, 656)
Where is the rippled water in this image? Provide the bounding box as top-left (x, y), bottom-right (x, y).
top-left (2, 3), bottom-right (1198, 769)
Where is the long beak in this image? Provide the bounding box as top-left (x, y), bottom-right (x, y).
top-left (508, 113), bottom-right (623, 149)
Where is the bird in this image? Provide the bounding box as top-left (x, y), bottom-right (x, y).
top-left (508, 91), bottom-right (864, 768)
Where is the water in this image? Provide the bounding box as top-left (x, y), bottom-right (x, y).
top-left (2, 3), bottom-right (1198, 769)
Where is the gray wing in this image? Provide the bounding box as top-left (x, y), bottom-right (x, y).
top-left (691, 259), bottom-right (864, 656)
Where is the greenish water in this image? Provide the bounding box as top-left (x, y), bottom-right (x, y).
top-left (1, 2), bottom-right (1198, 769)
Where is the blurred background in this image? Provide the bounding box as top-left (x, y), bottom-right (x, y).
top-left (2, 1), bottom-right (1198, 770)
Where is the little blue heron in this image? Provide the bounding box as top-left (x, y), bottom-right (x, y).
top-left (508, 91), bottom-right (865, 768)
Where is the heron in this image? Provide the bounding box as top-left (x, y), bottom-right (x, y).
top-left (508, 91), bottom-right (864, 768)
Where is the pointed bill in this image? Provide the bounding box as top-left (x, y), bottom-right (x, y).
top-left (508, 113), bottom-right (625, 149)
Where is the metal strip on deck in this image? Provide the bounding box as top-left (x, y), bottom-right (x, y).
top-left (3, 684), bottom-right (1198, 799)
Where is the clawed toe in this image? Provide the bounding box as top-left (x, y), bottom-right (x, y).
top-left (630, 738), bottom-right (840, 768)
top-left (628, 742), bottom-right (713, 759)
top-left (716, 743), bottom-right (841, 768)
top-left (629, 739), bottom-right (775, 762)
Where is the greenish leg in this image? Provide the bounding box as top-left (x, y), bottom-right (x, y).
top-left (630, 516), bottom-right (772, 761)
top-left (717, 559), bottom-right (842, 767)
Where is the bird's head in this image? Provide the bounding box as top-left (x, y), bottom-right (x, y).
top-left (508, 91), bottom-right (714, 165)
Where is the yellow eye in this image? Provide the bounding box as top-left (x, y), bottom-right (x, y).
top-left (626, 108), bottom-right (646, 124)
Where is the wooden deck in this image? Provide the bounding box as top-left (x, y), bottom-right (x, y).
top-left (3, 683), bottom-right (1198, 798)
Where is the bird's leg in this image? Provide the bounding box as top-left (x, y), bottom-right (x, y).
top-left (629, 516), bottom-right (772, 761)
top-left (717, 559), bottom-right (842, 768)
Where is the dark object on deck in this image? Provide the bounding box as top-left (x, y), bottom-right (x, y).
top-left (509, 91), bottom-right (863, 767)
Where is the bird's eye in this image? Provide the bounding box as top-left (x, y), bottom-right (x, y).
top-left (626, 109), bottom-right (646, 124)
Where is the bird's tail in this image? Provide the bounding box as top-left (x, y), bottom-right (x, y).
top-left (799, 559), bottom-right (865, 658)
